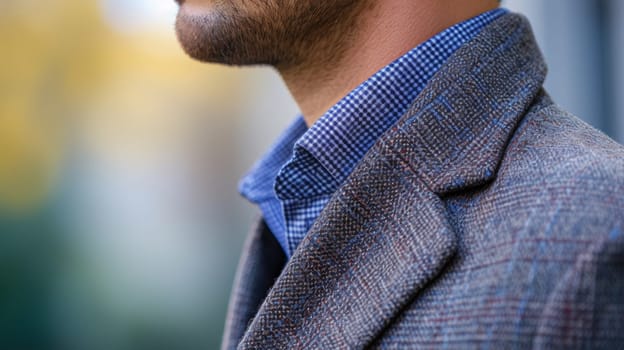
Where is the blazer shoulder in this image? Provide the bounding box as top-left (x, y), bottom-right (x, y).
top-left (492, 98), bottom-right (624, 235)
top-left (505, 98), bottom-right (624, 188)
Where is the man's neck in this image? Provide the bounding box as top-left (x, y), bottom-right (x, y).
top-left (278, 0), bottom-right (500, 127)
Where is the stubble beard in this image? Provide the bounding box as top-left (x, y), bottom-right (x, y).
top-left (175, 0), bottom-right (370, 71)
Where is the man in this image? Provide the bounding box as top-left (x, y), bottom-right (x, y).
top-left (175, 0), bottom-right (624, 348)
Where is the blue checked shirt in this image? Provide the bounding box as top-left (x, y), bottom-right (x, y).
top-left (239, 8), bottom-right (507, 258)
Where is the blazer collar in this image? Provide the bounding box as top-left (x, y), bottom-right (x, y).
top-left (237, 13), bottom-right (546, 349)
top-left (386, 12), bottom-right (547, 194)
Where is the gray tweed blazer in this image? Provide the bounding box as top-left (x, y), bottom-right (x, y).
top-left (222, 13), bottom-right (624, 349)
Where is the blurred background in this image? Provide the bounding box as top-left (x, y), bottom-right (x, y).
top-left (0, 0), bottom-right (622, 349)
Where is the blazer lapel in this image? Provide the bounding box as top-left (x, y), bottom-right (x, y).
top-left (240, 144), bottom-right (457, 349)
top-left (238, 12), bottom-right (547, 349)
top-left (222, 219), bottom-right (286, 350)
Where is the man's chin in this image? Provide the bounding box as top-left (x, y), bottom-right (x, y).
top-left (174, 8), bottom-right (217, 63)
top-left (174, 6), bottom-right (268, 66)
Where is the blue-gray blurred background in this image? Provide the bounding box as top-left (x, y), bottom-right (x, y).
top-left (0, 0), bottom-right (622, 349)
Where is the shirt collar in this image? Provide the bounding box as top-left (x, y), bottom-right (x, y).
top-left (241, 8), bottom-right (507, 202)
top-left (275, 8), bottom-right (507, 200)
top-left (238, 116), bottom-right (307, 203)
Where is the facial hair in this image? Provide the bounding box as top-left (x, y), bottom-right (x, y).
top-left (175, 0), bottom-right (371, 70)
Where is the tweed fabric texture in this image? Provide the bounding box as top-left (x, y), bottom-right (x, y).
top-left (221, 219), bottom-right (285, 349)
top-left (239, 9), bottom-right (506, 257)
top-left (223, 12), bottom-right (624, 349)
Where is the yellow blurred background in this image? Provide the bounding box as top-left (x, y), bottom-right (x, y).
top-left (0, 1), bottom-right (297, 349)
top-left (0, 0), bottom-right (622, 349)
